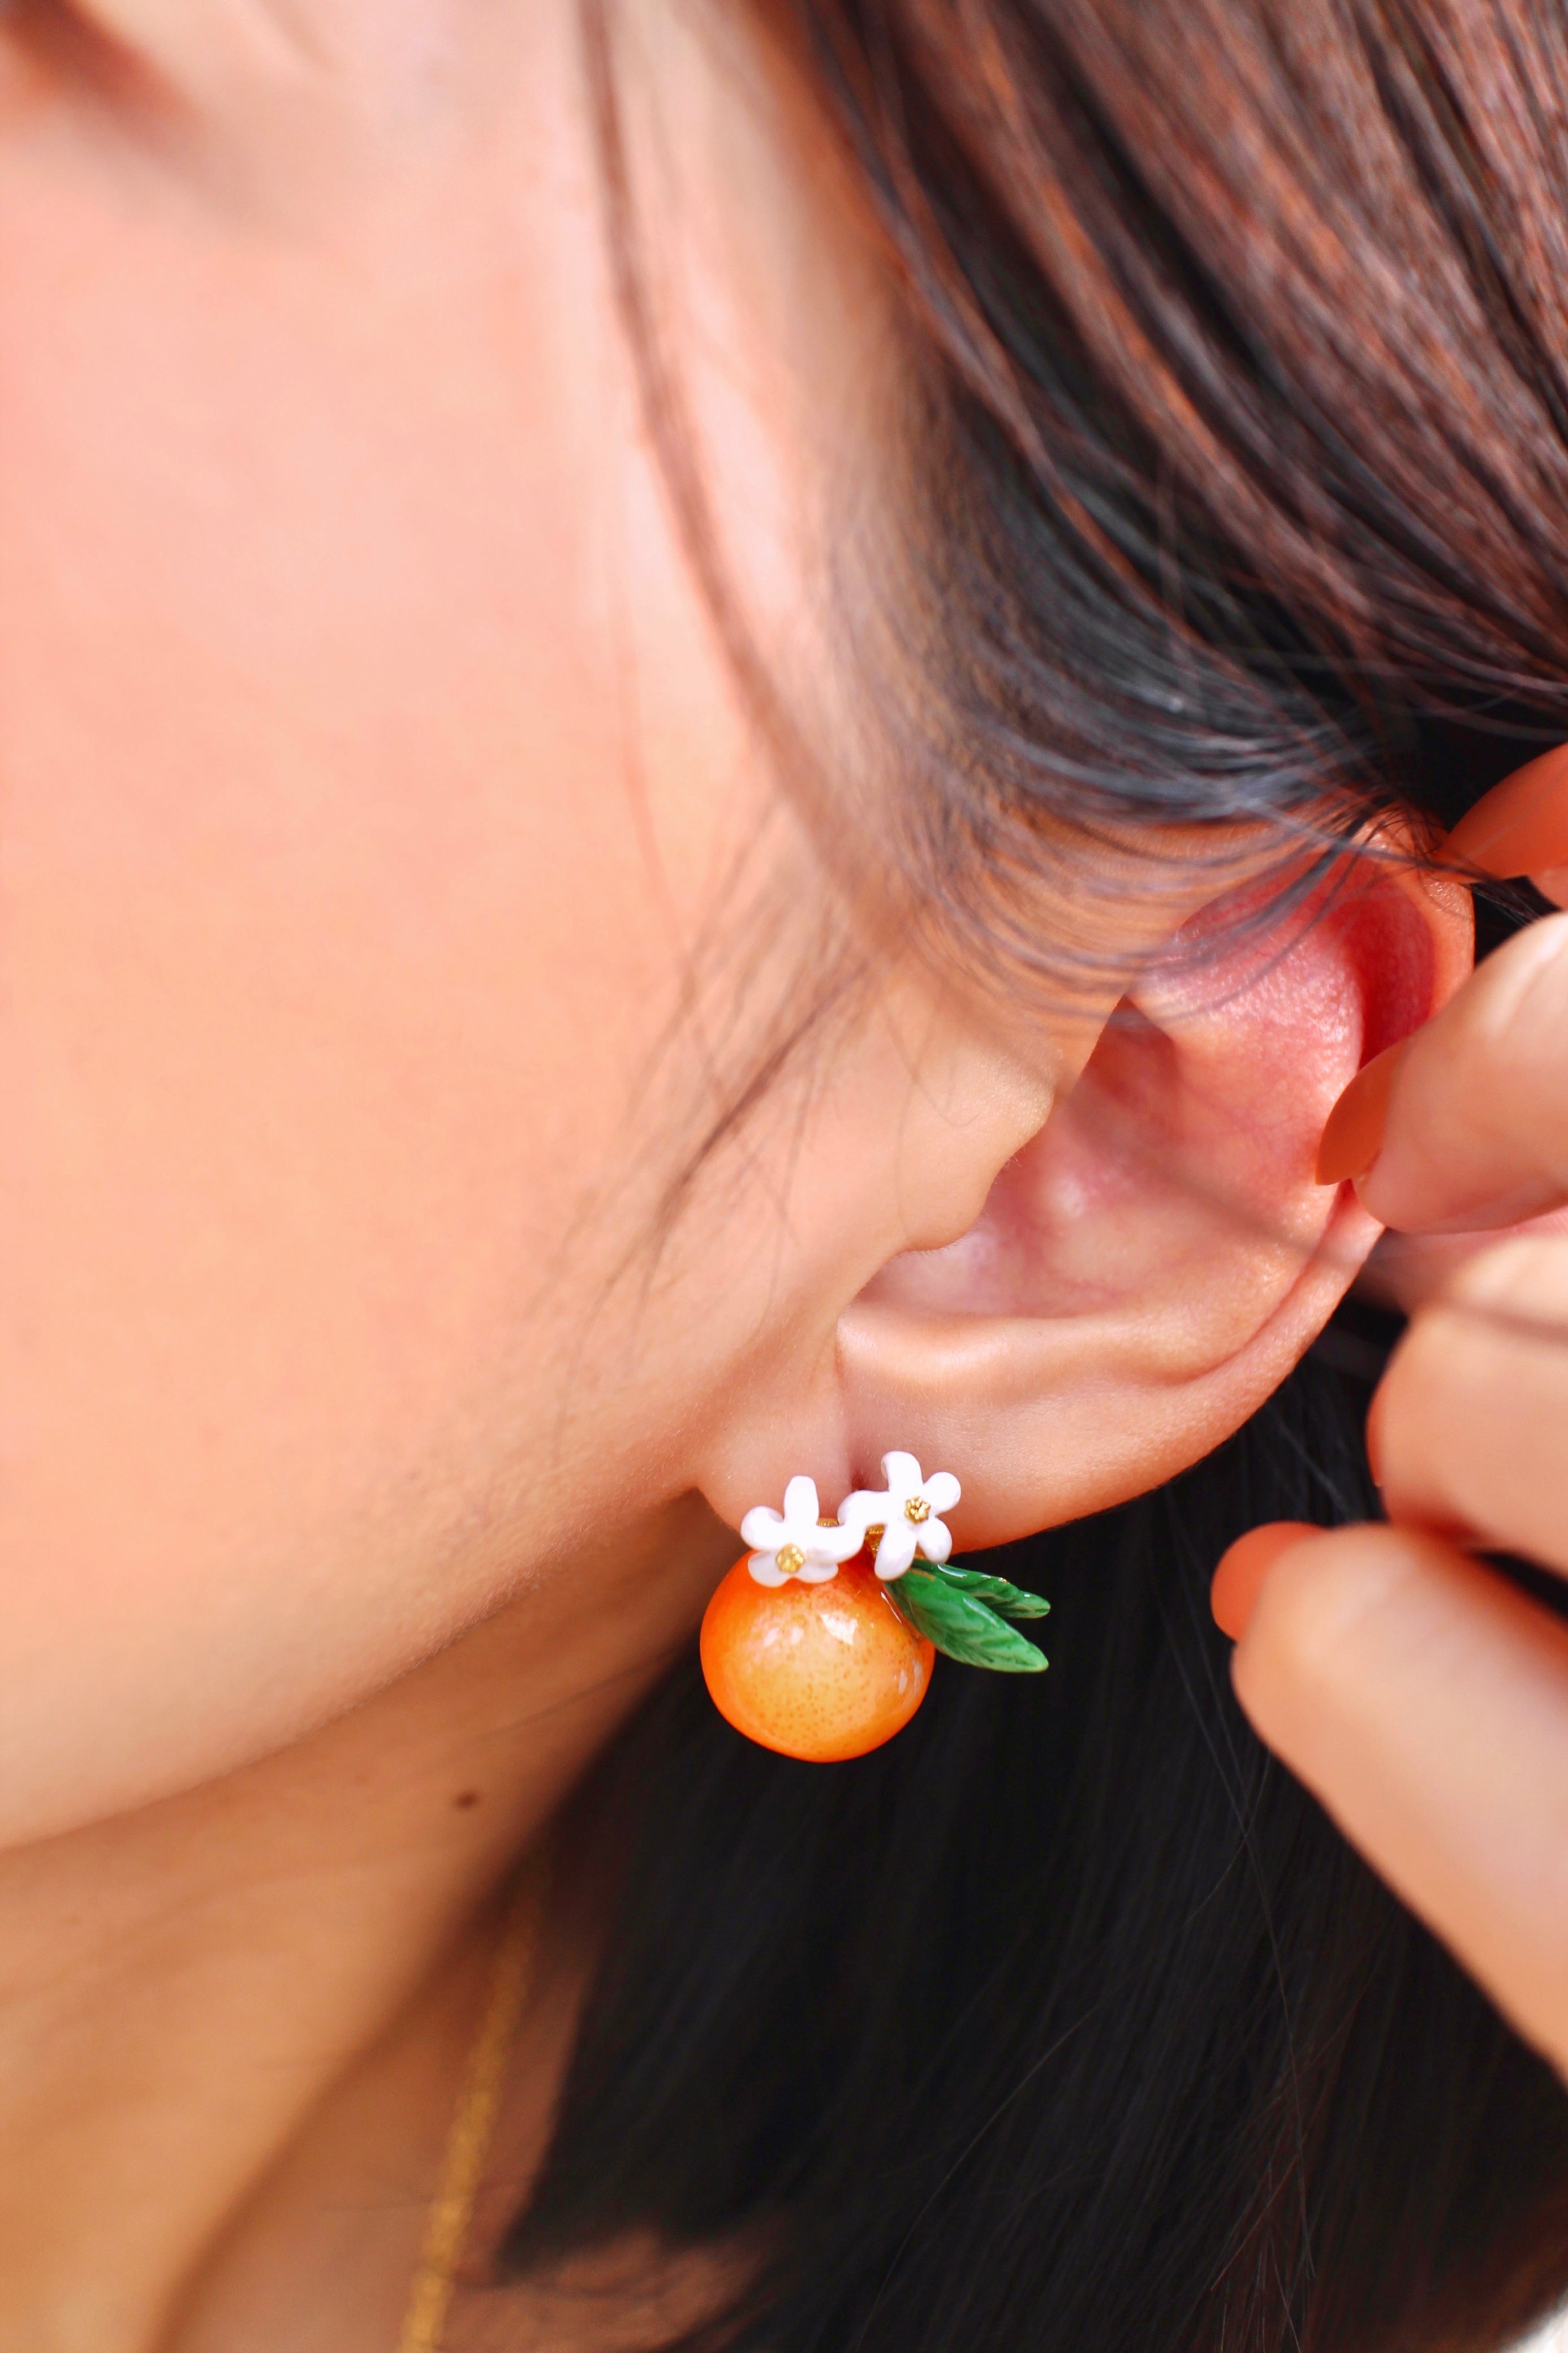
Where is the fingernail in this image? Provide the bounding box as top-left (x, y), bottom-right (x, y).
top-left (1211, 1523), bottom-right (1320, 1641)
top-left (1316, 1040), bottom-right (1408, 1185)
top-left (1442, 742), bottom-right (1568, 879)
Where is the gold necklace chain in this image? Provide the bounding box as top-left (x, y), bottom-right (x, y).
top-left (394, 1860), bottom-right (548, 2353)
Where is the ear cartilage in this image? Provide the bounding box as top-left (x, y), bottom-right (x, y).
top-left (702, 1455), bottom-right (1049, 1762)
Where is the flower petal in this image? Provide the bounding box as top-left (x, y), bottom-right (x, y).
top-left (747, 1554), bottom-right (788, 1587)
top-left (917, 1518), bottom-right (953, 1564)
top-left (923, 1471), bottom-right (961, 1516)
top-left (875, 1521), bottom-right (918, 1579)
top-left (740, 1505), bottom-right (786, 1550)
top-left (880, 1450), bottom-right (923, 1500)
top-left (837, 1489), bottom-right (885, 1533)
top-left (782, 1474), bottom-right (822, 1530)
top-left (809, 1523), bottom-right (865, 1565)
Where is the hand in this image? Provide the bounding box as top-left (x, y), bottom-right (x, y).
top-left (1215, 760), bottom-right (1568, 2082)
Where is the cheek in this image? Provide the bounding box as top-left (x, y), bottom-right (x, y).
top-left (0, 641), bottom-right (685, 1837)
top-left (0, 769), bottom-right (631, 1540)
top-left (0, 94), bottom-right (777, 1832)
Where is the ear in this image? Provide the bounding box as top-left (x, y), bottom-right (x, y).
top-left (706, 854), bottom-right (1471, 1552)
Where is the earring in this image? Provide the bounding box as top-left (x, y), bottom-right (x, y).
top-left (700, 1454), bottom-right (1050, 1762)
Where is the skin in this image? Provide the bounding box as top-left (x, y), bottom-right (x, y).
top-left (0, 0), bottom-right (1474, 2346)
top-left (1233, 898), bottom-right (1568, 2089)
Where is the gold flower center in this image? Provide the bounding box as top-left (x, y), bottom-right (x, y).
top-left (904, 1496), bottom-right (932, 1524)
top-left (776, 1542), bottom-right (807, 1577)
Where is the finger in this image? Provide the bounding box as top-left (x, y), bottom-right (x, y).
top-left (1372, 1233), bottom-right (1568, 1574)
top-left (1210, 1521), bottom-right (1318, 1640)
top-left (1354, 912), bottom-right (1568, 1231)
top-left (1233, 1523), bottom-right (1568, 2080)
top-left (1359, 1204), bottom-right (1568, 1317)
top-left (1444, 740), bottom-right (1568, 879)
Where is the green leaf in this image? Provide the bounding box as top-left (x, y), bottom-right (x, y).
top-left (921, 1562), bottom-right (1050, 1620)
top-left (891, 1568), bottom-right (1048, 1673)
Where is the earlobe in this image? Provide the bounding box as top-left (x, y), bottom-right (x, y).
top-left (834, 854), bottom-right (1472, 1549)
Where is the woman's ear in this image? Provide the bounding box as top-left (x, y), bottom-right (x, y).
top-left (821, 854), bottom-right (1472, 1548)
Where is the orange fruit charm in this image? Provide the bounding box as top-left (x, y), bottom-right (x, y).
top-left (700, 1553), bottom-right (936, 1762)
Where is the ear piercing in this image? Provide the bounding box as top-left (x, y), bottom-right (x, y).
top-left (701, 1454), bottom-right (1050, 1762)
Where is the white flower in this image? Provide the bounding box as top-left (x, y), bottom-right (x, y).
top-left (838, 1451), bottom-right (961, 1580)
top-left (740, 1475), bottom-right (863, 1588)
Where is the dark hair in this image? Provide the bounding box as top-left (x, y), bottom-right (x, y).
top-left (502, 2), bottom-right (1568, 2346)
top-left (510, 1338), bottom-right (1568, 2352)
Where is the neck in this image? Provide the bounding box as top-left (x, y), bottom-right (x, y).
top-left (0, 1494), bottom-right (733, 2353)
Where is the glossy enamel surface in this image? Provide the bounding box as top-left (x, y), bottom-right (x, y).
top-left (700, 1554), bottom-right (934, 1761)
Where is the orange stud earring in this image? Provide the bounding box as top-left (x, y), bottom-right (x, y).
top-left (700, 1456), bottom-right (1050, 1763)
